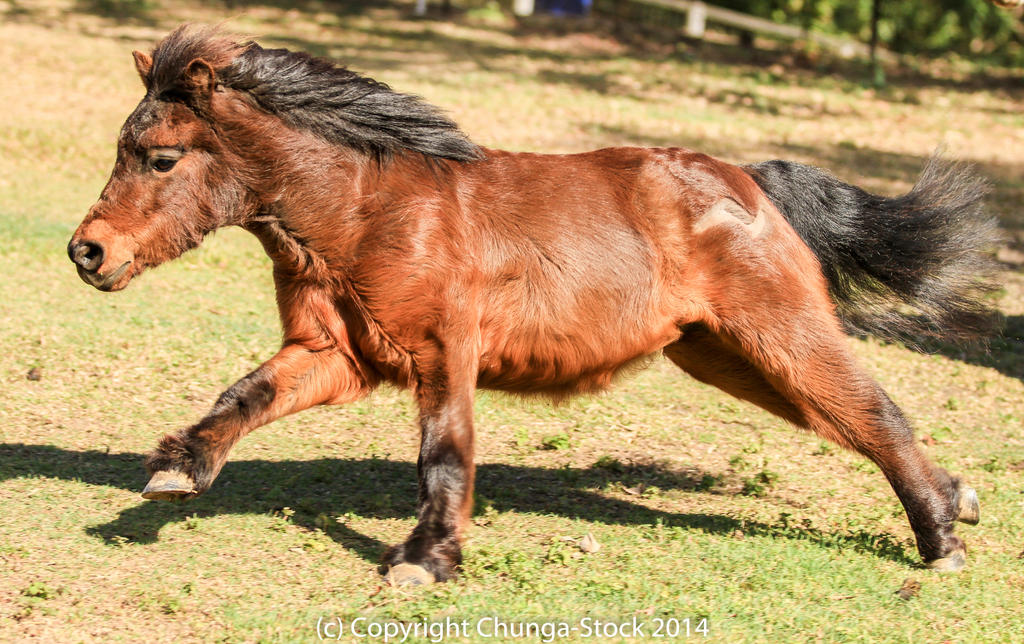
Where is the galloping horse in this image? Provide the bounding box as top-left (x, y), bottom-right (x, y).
top-left (69, 25), bottom-right (997, 584)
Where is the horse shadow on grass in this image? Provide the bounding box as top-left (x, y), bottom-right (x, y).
top-left (0, 442), bottom-right (918, 567)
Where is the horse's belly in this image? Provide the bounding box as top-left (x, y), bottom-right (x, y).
top-left (473, 210), bottom-right (681, 394)
top-left (476, 317), bottom-right (678, 396)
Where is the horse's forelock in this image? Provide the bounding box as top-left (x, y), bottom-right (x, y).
top-left (147, 24), bottom-right (247, 97)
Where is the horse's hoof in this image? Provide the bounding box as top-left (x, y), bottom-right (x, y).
top-left (926, 550), bottom-right (966, 572)
top-left (384, 563), bottom-right (435, 587)
top-left (957, 486), bottom-right (980, 525)
top-left (142, 470), bottom-right (196, 501)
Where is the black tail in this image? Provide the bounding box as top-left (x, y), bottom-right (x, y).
top-left (744, 155), bottom-right (1002, 345)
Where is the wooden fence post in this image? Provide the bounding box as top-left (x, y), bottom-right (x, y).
top-left (514, 0), bottom-right (535, 16)
top-left (685, 1), bottom-right (707, 38)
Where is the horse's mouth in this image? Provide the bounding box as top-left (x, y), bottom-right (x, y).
top-left (77, 260), bottom-right (133, 292)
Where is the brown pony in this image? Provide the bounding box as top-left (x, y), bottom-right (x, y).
top-left (69, 25), bottom-right (998, 584)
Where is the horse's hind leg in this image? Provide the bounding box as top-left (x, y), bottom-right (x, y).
top-left (779, 358), bottom-right (979, 570)
top-left (666, 316), bottom-right (978, 570)
top-left (664, 324), bottom-right (806, 426)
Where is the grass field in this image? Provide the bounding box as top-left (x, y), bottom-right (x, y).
top-left (1, 0), bottom-right (1023, 641)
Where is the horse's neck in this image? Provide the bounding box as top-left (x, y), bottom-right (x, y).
top-left (243, 134), bottom-right (480, 284)
top-left (241, 148), bottom-right (366, 271)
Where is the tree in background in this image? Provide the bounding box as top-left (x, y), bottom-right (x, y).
top-left (711, 0), bottom-right (1024, 64)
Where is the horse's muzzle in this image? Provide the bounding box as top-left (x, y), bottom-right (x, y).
top-left (68, 239), bottom-right (105, 272)
top-left (69, 239), bottom-right (132, 291)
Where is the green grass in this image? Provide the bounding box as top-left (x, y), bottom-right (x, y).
top-left (2, 1), bottom-right (1024, 641)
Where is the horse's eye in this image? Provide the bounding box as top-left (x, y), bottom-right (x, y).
top-left (152, 157), bottom-right (178, 173)
top-left (147, 147), bottom-right (183, 173)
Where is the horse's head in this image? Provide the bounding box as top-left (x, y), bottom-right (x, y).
top-left (68, 26), bottom-right (249, 291)
top-left (69, 25), bottom-right (480, 291)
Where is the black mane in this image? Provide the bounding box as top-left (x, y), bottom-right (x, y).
top-left (148, 26), bottom-right (481, 162)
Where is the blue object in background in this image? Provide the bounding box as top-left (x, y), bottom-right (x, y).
top-left (537, 0), bottom-right (591, 15)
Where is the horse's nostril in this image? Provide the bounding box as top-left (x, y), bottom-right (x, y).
top-left (70, 240), bottom-right (105, 272)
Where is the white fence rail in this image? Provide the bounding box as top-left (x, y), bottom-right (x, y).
top-left (633, 0), bottom-right (885, 59)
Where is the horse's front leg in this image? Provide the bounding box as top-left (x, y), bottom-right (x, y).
top-left (381, 368), bottom-right (476, 585)
top-left (142, 343), bottom-right (369, 500)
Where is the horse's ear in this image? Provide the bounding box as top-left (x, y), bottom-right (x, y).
top-left (132, 50), bottom-right (152, 85)
top-left (184, 58), bottom-right (216, 100)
